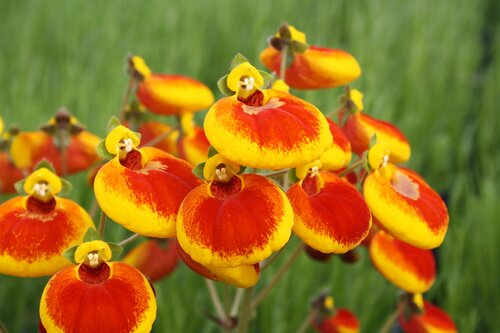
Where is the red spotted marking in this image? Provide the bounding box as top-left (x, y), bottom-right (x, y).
top-left (120, 150), bottom-right (143, 170)
top-left (0, 198), bottom-right (81, 261)
top-left (78, 263), bottom-right (111, 284)
top-left (371, 231), bottom-right (436, 283)
top-left (44, 263), bottom-right (153, 333)
top-left (181, 174), bottom-right (285, 257)
top-left (26, 197), bottom-right (57, 214)
top-left (210, 176), bottom-right (243, 200)
top-left (239, 90), bottom-right (264, 106)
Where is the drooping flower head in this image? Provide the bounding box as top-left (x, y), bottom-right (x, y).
top-left (205, 55), bottom-right (332, 170)
top-left (10, 109), bottom-right (100, 174)
top-left (177, 153), bottom-right (294, 268)
top-left (319, 118), bottom-right (352, 171)
top-left (398, 294), bottom-right (457, 333)
top-left (287, 160), bottom-right (371, 254)
top-left (40, 239), bottom-right (157, 333)
top-left (94, 120), bottom-right (202, 238)
top-left (130, 55), bottom-right (214, 115)
top-left (341, 89), bottom-right (411, 163)
top-left (0, 166), bottom-right (94, 277)
top-left (260, 23), bottom-right (361, 89)
top-left (123, 238), bottom-right (179, 283)
top-left (369, 230), bottom-right (436, 293)
top-left (311, 294), bottom-right (360, 333)
top-left (363, 144), bottom-right (449, 249)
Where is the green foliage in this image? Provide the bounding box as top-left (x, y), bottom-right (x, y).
top-left (0, 0), bottom-right (498, 332)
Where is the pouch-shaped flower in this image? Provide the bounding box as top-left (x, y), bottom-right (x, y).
top-left (319, 118), bottom-right (352, 171)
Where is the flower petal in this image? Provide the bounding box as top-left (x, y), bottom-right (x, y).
top-left (177, 174), bottom-right (293, 267)
top-left (0, 153), bottom-right (24, 194)
top-left (204, 89), bottom-right (332, 170)
top-left (369, 231), bottom-right (436, 293)
top-left (399, 301), bottom-right (457, 333)
top-left (363, 166), bottom-right (449, 249)
top-left (320, 119), bottom-right (352, 171)
top-left (287, 172), bottom-right (371, 253)
top-left (94, 147), bottom-right (202, 238)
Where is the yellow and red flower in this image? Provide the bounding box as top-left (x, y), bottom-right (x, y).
top-left (94, 125), bottom-right (202, 238)
top-left (40, 240), bottom-right (156, 333)
top-left (399, 298), bottom-right (457, 333)
top-left (0, 152), bottom-right (24, 194)
top-left (287, 162), bottom-right (371, 254)
top-left (123, 238), bottom-right (179, 283)
top-left (0, 168), bottom-right (94, 277)
top-left (137, 120), bottom-right (180, 154)
top-left (312, 308), bottom-right (360, 333)
top-left (369, 230), bottom-right (436, 293)
top-left (341, 89), bottom-right (411, 163)
top-left (363, 145), bottom-right (449, 249)
top-left (131, 55), bottom-right (214, 115)
top-left (177, 242), bottom-right (259, 288)
top-left (177, 154), bottom-right (294, 268)
top-left (260, 25), bottom-right (361, 90)
top-left (205, 61), bottom-right (332, 170)
top-left (320, 118), bottom-right (352, 171)
top-left (10, 112), bottom-right (100, 174)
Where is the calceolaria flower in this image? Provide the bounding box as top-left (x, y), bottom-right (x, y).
top-left (311, 295), bottom-right (360, 333)
top-left (260, 24), bottom-right (361, 89)
top-left (10, 109), bottom-right (100, 174)
top-left (319, 118), bottom-right (352, 171)
top-left (363, 144), bottom-right (449, 249)
top-left (0, 167), bottom-right (94, 277)
top-left (369, 230), bottom-right (436, 293)
top-left (130, 55), bottom-right (214, 115)
top-left (205, 58), bottom-right (332, 170)
top-left (341, 89), bottom-right (411, 163)
top-left (176, 154), bottom-right (294, 268)
top-left (0, 127), bottom-right (24, 193)
top-left (94, 123), bottom-right (202, 238)
top-left (398, 294), bottom-right (457, 333)
top-left (39, 240), bottom-right (156, 333)
top-left (287, 161), bottom-right (371, 254)
top-left (123, 238), bottom-right (179, 283)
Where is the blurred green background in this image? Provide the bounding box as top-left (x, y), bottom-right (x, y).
top-left (0, 0), bottom-right (499, 332)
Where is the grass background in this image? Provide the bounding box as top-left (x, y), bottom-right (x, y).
top-left (0, 0), bottom-right (499, 332)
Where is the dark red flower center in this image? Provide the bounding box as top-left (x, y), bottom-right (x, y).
top-left (210, 176), bottom-right (243, 200)
top-left (26, 196), bottom-right (57, 214)
top-left (302, 174), bottom-right (320, 196)
top-left (78, 262), bottom-right (111, 284)
top-left (120, 149), bottom-right (143, 170)
top-left (238, 90), bottom-right (264, 107)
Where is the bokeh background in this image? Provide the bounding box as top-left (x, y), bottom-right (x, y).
top-left (0, 0), bottom-right (498, 332)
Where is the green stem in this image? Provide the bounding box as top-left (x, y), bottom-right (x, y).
top-left (119, 77), bottom-right (135, 121)
top-left (237, 287), bottom-right (254, 333)
top-left (379, 309), bottom-right (398, 333)
top-left (296, 309), bottom-right (317, 333)
top-left (98, 211), bottom-right (107, 239)
top-left (279, 44), bottom-right (289, 81)
top-left (251, 242), bottom-right (304, 309)
top-left (230, 288), bottom-right (245, 318)
top-left (118, 233), bottom-right (141, 247)
top-left (142, 126), bottom-right (179, 147)
top-left (262, 169), bottom-right (290, 178)
top-left (338, 159), bottom-right (365, 178)
top-left (205, 280), bottom-right (230, 328)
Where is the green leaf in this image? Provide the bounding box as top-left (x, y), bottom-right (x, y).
top-left (288, 168), bottom-right (299, 183)
top-left (14, 179), bottom-right (26, 195)
top-left (83, 228), bottom-right (101, 242)
top-left (62, 245), bottom-right (78, 264)
top-left (34, 160), bottom-right (56, 172)
top-left (368, 133), bottom-right (378, 148)
top-left (217, 75), bottom-right (234, 96)
top-left (230, 53), bottom-right (249, 70)
top-left (238, 166), bottom-right (247, 174)
top-left (96, 140), bottom-right (115, 160)
top-left (259, 70), bottom-right (274, 88)
top-left (192, 162), bottom-right (205, 180)
top-left (207, 146), bottom-right (218, 158)
top-left (106, 116), bottom-right (121, 133)
top-left (107, 242), bottom-right (123, 261)
top-left (59, 178), bottom-right (73, 197)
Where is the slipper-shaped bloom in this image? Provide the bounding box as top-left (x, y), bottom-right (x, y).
top-left (177, 154), bottom-right (294, 267)
top-left (40, 240), bottom-right (156, 333)
top-left (260, 25), bottom-right (361, 90)
top-left (123, 238), bottom-right (179, 283)
top-left (177, 242), bottom-right (259, 288)
top-left (0, 168), bottom-right (94, 277)
top-left (369, 230), bottom-right (436, 293)
top-left (205, 61), bottom-right (332, 170)
top-left (10, 112), bottom-right (100, 174)
top-left (312, 308), bottom-right (360, 333)
top-left (0, 152), bottom-right (24, 193)
top-left (287, 163), bottom-right (371, 254)
top-left (131, 55), bottom-right (214, 115)
top-left (177, 112), bottom-right (210, 165)
top-left (363, 145), bottom-right (449, 249)
top-left (341, 89), bottom-right (411, 163)
top-left (399, 299), bottom-right (457, 333)
top-left (137, 120), bottom-right (180, 155)
top-left (94, 125), bottom-right (202, 238)
top-left (320, 118), bottom-right (352, 171)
